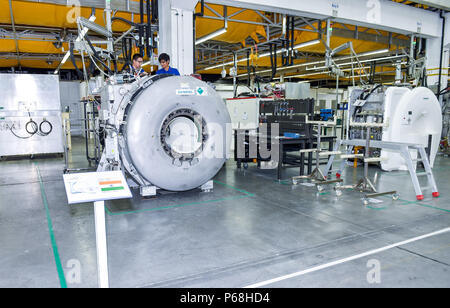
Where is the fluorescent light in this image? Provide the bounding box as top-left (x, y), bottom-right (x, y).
top-left (203, 46), bottom-right (392, 76)
top-left (196, 28), bottom-right (227, 45)
top-left (306, 54), bottom-right (403, 71)
top-left (237, 49), bottom-right (395, 77)
top-left (203, 57), bottom-right (247, 71)
top-left (203, 39), bottom-right (320, 71)
top-left (236, 60), bottom-right (320, 77)
top-left (283, 67), bottom-right (399, 80)
top-left (358, 48), bottom-right (389, 57)
top-left (275, 71), bottom-right (330, 79)
top-left (257, 39), bottom-right (321, 58)
top-left (293, 39), bottom-right (321, 49)
top-left (60, 52), bottom-right (71, 65)
top-left (341, 66), bottom-right (370, 72)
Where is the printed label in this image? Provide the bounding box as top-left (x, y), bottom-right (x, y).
top-left (176, 89), bottom-right (196, 96)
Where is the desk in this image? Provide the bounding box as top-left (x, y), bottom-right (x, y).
top-left (234, 129), bottom-right (336, 180)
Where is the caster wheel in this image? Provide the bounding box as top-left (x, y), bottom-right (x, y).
top-left (392, 194), bottom-right (399, 201)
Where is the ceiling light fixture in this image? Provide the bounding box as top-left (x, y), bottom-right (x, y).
top-left (235, 48), bottom-right (395, 77)
top-left (293, 39), bottom-right (321, 49)
top-left (196, 27), bottom-right (228, 45)
top-left (202, 39), bottom-right (321, 71)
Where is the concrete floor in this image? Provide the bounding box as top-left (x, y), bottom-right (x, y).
top-left (0, 137), bottom-right (449, 288)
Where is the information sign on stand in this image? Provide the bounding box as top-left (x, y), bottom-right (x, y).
top-left (63, 171), bottom-right (132, 288)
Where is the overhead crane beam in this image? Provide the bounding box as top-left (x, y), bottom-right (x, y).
top-left (207, 0), bottom-right (442, 38)
top-left (20, 0), bottom-right (143, 14)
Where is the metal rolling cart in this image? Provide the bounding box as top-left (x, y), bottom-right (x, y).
top-left (292, 117), bottom-right (343, 192)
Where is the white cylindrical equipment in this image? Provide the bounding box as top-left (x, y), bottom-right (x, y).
top-left (381, 87), bottom-right (442, 171)
top-left (99, 75), bottom-right (231, 192)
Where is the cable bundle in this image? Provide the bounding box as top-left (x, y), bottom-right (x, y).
top-left (10, 117), bottom-right (53, 139)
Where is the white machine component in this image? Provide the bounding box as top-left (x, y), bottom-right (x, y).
top-left (213, 84), bottom-right (254, 100)
top-left (225, 97), bottom-right (262, 157)
top-left (226, 97), bottom-right (260, 130)
top-left (97, 74), bottom-right (231, 194)
top-left (285, 82), bottom-right (311, 99)
top-left (0, 74), bottom-right (63, 157)
top-left (349, 85), bottom-right (442, 171)
top-left (380, 87), bottom-right (442, 171)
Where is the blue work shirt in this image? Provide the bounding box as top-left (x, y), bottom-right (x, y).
top-left (156, 66), bottom-right (180, 76)
top-left (128, 65), bottom-right (146, 77)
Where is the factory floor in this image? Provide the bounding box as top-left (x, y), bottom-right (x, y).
top-left (1, 137), bottom-right (449, 288)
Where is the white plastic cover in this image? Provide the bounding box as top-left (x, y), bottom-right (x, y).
top-left (381, 87), bottom-right (442, 171)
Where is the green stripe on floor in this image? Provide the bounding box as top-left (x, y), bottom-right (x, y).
top-left (274, 179), bottom-right (292, 185)
top-left (213, 180), bottom-right (255, 196)
top-left (401, 201), bottom-right (450, 213)
top-left (34, 163), bottom-right (67, 288)
top-left (105, 180), bottom-right (255, 215)
top-left (381, 194), bottom-right (450, 213)
top-left (367, 205), bottom-right (388, 210)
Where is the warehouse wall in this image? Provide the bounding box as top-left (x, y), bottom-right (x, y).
top-left (59, 81), bottom-right (83, 137)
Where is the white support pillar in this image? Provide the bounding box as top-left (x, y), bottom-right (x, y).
top-left (158, 0), bottom-right (198, 75)
top-left (426, 12), bottom-right (449, 103)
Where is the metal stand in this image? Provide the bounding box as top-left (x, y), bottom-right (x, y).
top-left (324, 119), bottom-right (440, 203)
top-left (327, 139), bottom-right (440, 201)
top-left (356, 126), bottom-right (397, 204)
top-left (292, 118), bottom-right (343, 192)
top-left (94, 201), bottom-right (109, 288)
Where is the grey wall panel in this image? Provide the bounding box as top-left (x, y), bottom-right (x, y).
top-left (59, 81), bottom-right (83, 136)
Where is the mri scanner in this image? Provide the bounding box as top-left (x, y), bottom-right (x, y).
top-left (349, 85), bottom-right (442, 171)
top-left (97, 74), bottom-right (231, 196)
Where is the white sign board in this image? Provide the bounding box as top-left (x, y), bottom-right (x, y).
top-left (63, 171), bottom-right (132, 204)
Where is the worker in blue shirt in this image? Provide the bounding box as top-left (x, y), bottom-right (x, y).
top-left (156, 53), bottom-right (180, 76)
